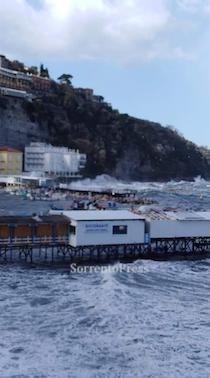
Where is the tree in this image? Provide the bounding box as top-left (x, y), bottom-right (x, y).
top-left (57, 73), bottom-right (73, 86)
top-left (28, 66), bottom-right (38, 75)
top-left (40, 63), bottom-right (50, 78)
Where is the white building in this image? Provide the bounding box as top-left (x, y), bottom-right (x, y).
top-left (49, 210), bottom-right (145, 247)
top-left (150, 211), bottom-right (210, 239)
top-left (0, 86), bottom-right (33, 100)
top-left (24, 143), bottom-right (86, 177)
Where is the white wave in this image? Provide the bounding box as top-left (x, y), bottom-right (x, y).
top-left (69, 174), bottom-right (210, 194)
top-left (193, 175), bottom-right (207, 184)
top-left (69, 174), bottom-right (169, 192)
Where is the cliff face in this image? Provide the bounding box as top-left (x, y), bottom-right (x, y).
top-left (0, 84), bottom-right (209, 181)
top-left (0, 97), bottom-right (48, 148)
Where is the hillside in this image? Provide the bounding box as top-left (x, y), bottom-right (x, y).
top-left (0, 82), bottom-right (209, 181)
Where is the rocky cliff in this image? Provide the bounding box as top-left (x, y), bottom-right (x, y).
top-left (0, 84), bottom-right (209, 181)
top-left (0, 96), bottom-right (48, 148)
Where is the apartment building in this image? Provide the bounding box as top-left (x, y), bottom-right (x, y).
top-left (0, 67), bottom-right (32, 92)
top-left (31, 75), bottom-right (51, 93)
top-left (0, 54), bottom-right (51, 96)
top-left (0, 147), bottom-right (23, 175)
top-left (24, 143), bottom-right (86, 177)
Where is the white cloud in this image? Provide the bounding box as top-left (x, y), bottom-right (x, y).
top-left (177, 0), bottom-right (210, 12)
top-left (0, 0), bottom-right (208, 64)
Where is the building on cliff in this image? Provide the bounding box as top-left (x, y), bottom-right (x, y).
top-left (0, 146), bottom-right (23, 175)
top-left (74, 88), bottom-right (111, 107)
top-left (74, 88), bottom-right (94, 101)
top-left (0, 86), bottom-right (33, 100)
top-left (0, 54), bottom-right (51, 98)
top-left (24, 143), bottom-right (86, 178)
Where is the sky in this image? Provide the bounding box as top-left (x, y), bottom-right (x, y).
top-left (1, 0), bottom-right (210, 147)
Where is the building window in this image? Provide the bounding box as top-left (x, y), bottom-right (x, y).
top-left (70, 225), bottom-right (76, 235)
top-left (112, 225), bottom-right (127, 235)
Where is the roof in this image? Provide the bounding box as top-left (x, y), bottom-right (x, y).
top-left (52, 210), bottom-right (145, 221)
top-left (138, 208), bottom-right (210, 221)
top-left (166, 211), bottom-right (210, 221)
top-left (40, 215), bottom-right (69, 224)
top-left (0, 146), bottom-right (22, 153)
top-left (146, 211), bottom-right (210, 221)
top-left (0, 216), bottom-right (37, 225)
top-left (0, 215), bottom-right (69, 225)
top-left (140, 208), bottom-right (171, 220)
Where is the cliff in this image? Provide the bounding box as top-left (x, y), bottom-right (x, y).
top-left (0, 83), bottom-right (209, 181)
top-left (0, 96), bottom-right (48, 148)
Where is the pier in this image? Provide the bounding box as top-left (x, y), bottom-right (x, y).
top-left (1, 210), bottom-right (210, 265)
top-left (0, 237), bottom-right (210, 265)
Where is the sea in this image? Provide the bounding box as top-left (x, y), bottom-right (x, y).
top-left (0, 175), bottom-right (210, 378)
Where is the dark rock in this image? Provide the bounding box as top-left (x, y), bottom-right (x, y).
top-left (0, 84), bottom-right (209, 181)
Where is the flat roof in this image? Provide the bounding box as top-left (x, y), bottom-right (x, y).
top-left (54, 210), bottom-right (145, 221)
top-left (141, 209), bottom-right (210, 221)
top-left (166, 211), bottom-right (210, 221)
top-left (0, 215), bottom-right (69, 225)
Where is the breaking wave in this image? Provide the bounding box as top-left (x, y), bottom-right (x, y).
top-left (69, 174), bottom-right (210, 192)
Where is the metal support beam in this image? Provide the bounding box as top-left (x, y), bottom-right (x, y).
top-left (0, 237), bottom-right (210, 264)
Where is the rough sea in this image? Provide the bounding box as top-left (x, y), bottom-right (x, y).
top-left (0, 175), bottom-right (210, 378)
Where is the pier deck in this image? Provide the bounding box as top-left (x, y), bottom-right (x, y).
top-left (1, 237), bottom-right (210, 265)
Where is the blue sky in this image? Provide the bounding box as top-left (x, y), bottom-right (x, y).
top-left (1, 0), bottom-right (210, 147)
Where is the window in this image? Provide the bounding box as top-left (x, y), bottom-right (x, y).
top-left (113, 225), bottom-right (127, 235)
top-left (70, 225), bottom-right (76, 235)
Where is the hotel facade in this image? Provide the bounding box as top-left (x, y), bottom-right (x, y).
top-left (24, 143), bottom-right (86, 177)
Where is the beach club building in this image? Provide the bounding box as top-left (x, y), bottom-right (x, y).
top-left (49, 210), bottom-right (145, 247)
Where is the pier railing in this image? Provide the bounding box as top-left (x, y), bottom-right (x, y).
top-left (0, 236), bottom-right (69, 245)
top-left (0, 236), bottom-right (210, 264)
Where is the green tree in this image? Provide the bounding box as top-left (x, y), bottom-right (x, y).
top-left (29, 66), bottom-right (38, 75)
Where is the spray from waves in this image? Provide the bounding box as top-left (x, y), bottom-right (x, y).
top-left (69, 174), bottom-right (170, 192)
top-left (69, 174), bottom-right (120, 191)
top-left (68, 174), bottom-right (210, 194)
top-left (66, 174), bottom-right (210, 212)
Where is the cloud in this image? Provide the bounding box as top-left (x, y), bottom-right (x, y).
top-left (177, 0), bottom-right (210, 12)
top-left (0, 0), bottom-right (208, 64)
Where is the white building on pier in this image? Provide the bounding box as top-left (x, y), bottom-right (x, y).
top-left (49, 210), bottom-right (145, 247)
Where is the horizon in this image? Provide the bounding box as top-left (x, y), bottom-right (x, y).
top-left (1, 0), bottom-right (210, 147)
